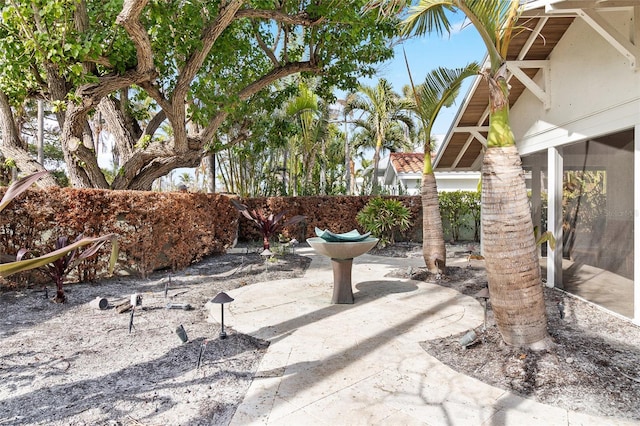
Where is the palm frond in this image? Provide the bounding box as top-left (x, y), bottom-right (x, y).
top-left (402, 0), bottom-right (455, 38)
top-left (418, 63), bottom-right (480, 119)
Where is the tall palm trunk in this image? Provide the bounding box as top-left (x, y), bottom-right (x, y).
top-left (371, 133), bottom-right (383, 194)
top-left (482, 80), bottom-right (548, 348)
top-left (421, 171), bottom-right (446, 273)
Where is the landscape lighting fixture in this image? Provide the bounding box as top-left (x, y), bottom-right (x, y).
top-left (261, 248), bottom-right (273, 272)
top-left (474, 287), bottom-right (490, 331)
top-left (211, 292), bottom-right (234, 339)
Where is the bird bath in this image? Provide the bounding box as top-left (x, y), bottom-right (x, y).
top-left (307, 236), bottom-right (379, 304)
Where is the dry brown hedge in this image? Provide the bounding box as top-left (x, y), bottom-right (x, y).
top-left (0, 188), bottom-right (238, 285)
top-left (0, 189), bottom-right (423, 290)
top-left (236, 195), bottom-right (423, 243)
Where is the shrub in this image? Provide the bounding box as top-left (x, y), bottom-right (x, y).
top-left (356, 197), bottom-right (412, 247)
top-left (231, 199), bottom-right (305, 250)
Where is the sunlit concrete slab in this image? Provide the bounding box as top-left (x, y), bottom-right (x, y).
top-left (208, 246), bottom-right (623, 425)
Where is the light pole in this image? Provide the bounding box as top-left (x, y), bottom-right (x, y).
top-left (211, 292), bottom-right (234, 339)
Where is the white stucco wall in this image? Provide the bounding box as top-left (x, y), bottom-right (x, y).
top-left (385, 174), bottom-right (421, 195)
top-left (435, 172), bottom-right (481, 192)
top-left (511, 11), bottom-right (640, 155)
top-left (384, 172), bottom-right (480, 194)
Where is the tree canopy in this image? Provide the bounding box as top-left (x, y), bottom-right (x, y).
top-left (0, 0), bottom-right (398, 189)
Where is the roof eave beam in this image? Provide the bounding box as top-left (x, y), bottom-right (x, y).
top-left (451, 136), bottom-right (476, 169)
top-left (549, 1), bottom-right (640, 8)
top-left (506, 60), bottom-right (551, 109)
top-left (545, 5), bottom-right (640, 69)
top-left (455, 126), bottom-right (489, 147)
top-left (579, 8), bottom-right (639, 69)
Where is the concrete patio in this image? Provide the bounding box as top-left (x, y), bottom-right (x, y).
top-left (209, 246), bottom-right (635, 425)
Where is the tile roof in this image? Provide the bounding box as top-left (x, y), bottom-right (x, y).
top-left (389, 153), bottom-right (424, 174)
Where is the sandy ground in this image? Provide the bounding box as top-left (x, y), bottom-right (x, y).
top-left (0, 250), bottom-right (308, 426)
top-left (1, 243), bottom-right (639, 424)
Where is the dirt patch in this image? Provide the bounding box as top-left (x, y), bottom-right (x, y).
top-left (0, 250), bottom-right (309, 426)
top-left (386, 243), bottom-right (640, 422)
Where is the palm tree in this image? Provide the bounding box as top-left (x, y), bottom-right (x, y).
top-left (178, 172), bottom-right (193, 188)
top-left (406, 63), bottom-right (480, 274)
top-left (346, 79), bottom-right (414, 194)
top-left (372, 0), bottom-right (549, 348)
top-left (284, 82), bottom-right (332, 195)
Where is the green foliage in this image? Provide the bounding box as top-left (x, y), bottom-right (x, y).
top-left (135, 135), bottom-right (152, 150)
top-left (347, 79), bottom-right (414, 194)
top-left (3, 158), bottom-right (16, 169)
top-left (534, 226), bottom-right (556, 250)
top-left (438, 191), bottom-right (468, 241)
top-left (405, 63), bottom-right (480, 157)
top-left (356, 197), bottom-right (412, 247)
top-left (19, 233), bottom-right (115, 303)
top-left (438, 190), bottom-right (480, 242)
top-left (1, 0), bottom-right (399, 190)
top-left (464, 191), bottom-right (481, 242)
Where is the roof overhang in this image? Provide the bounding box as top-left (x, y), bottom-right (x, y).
top-left (434, 0), bottom-right (639, 171)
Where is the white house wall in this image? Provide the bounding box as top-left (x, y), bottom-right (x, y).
top-left (511, 13), bottom-right (640, 155)
top-left (435, 173), bottom-right (481, 192)
top-left (509, 9), bottom-right (639, 323)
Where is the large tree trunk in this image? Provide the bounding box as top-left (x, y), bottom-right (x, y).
top-left (0, 91), bottom-right (58, 187)
top-left (421, 172), bottom-right (446, 274)
top-left (482, 145), bottom-right (549, 348)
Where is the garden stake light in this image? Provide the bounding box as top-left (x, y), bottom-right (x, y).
top-left (164, 274), bottom-right (171, 299)
top-left (128, 308), bottom-right (135, 333)
top-left (260, 249), bottom-right (273, 272)
top-left (129, 293), bottom-right (141, 334)
top-left (211, 292), bottom-right (234, 339)
top-left (197, 340), bottom-right (207, 369)
top-left (474, 287), bottom-right (490, 331)
top-left (176, 324), bottom-right (188, 343)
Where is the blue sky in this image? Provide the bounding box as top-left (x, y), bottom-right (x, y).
top-left (351, 15), bottom-right (487, 137)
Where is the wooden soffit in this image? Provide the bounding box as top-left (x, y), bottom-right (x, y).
top-left (434, 0), bottom-right (639, 171)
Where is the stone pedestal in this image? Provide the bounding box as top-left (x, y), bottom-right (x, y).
top-left (307, 237), bottom-right (378, 305)
top-left (331, 258), bottom-right (354, 304)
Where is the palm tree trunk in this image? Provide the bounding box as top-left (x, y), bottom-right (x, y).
top-left (421, 172), bottom-right (446, 273)
top-left (482, 145), bottom-right (548, 348)
top-left (371, 139), bottom-right (382, 194)
top-left (480, 71), bottom-right (549, 349)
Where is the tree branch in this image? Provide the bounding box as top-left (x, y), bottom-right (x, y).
top-left (200, 61), bottom-right (319, 143)
top-left (171, 0), bottom-right (244, 153)
top-left (125, 148), bottom-right (204, 190)
top-left (97, 97), bottom-right (137, 162)
top-left (138, 81), bottom-right (171, 115)
top-left (236, 9), bottom-right (324, 26)
top-left (116, 0), bottom-right (155, 74)
top-left (253, 23), bottom-right (280, 66)
top-left (75, 69), bottom-right (156, 113)
top-left (144, 110), bottom-right (167, 141)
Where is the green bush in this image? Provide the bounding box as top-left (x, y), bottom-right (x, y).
top-left (356, 197), bottom-right (412, 247)
top-left (438, 190), bottom-right (480, 242)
